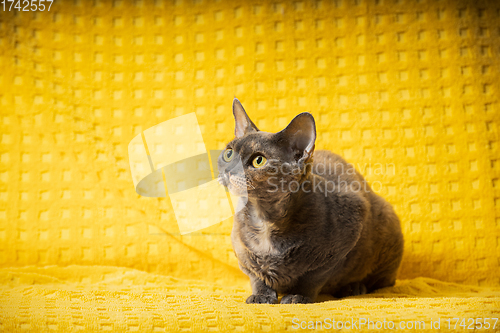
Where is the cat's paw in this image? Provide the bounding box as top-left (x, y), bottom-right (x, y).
top-left (335, 282), bottom-right (367, 298)
top-left (280, 294), bottom-right (312, 304)
top-left (246, 294), bottom-right (278, 304)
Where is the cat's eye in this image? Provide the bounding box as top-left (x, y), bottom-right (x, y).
top-left (223, 148), bottom-right (234, 162)
top-left (252, 155), bottom-right (267, 168)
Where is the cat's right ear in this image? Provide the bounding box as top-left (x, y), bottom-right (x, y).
top-left (279, 112), bottom-right (316, 163)
top-left (233, 98), bottom-right (259, 138)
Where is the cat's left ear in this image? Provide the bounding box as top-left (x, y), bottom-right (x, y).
top-left (279, 112), bottom-right (316, 162)
top-left (233, 98), bottom-right (259, 138)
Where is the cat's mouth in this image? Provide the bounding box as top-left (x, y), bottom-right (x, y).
top-left (218, 173), bottom-right (254, 195)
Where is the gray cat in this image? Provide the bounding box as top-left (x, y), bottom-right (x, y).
top-left (218, 99), bottom-right (404, 304)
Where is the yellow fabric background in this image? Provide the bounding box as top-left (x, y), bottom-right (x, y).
top-left (0, 0), bottom-right (499, 331)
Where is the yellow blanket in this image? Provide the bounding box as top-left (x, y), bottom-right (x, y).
top-left (1, 0), bottom-right (499, 331)
top-left (1, 266), bottom-right (499, 332)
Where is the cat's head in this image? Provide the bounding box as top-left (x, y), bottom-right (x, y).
top-left (218, 98), bottom-right (316, 200)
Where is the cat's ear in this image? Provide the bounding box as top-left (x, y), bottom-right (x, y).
top-left (233, 98), bottom-right (259, 138)
top-left (279, 112), bottom-right (316, 161)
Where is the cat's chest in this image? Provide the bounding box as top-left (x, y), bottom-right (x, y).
top-left (232, 209), bottom-right (302, 288)
top-left (233, 217), bottom-right (284, 264)
top-left (248, 222), bottom-right (278, 255)
top-left (241, 230), bottom-right (299, 289)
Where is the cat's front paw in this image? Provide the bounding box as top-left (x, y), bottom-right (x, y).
top-left (246, 294), bottom-right (278, 304)
top-left (280, 294), bottom-right (312, 304)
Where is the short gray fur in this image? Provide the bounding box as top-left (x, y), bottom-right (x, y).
top-left (217, 99), bottom-right (404, 304)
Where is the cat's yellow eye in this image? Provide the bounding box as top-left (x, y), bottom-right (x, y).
top-left (223, 148), bottom-right (234, 162)
top-left (252, 155), bottom-right (267, 168)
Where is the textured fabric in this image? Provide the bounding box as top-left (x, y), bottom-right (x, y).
top-left (0, 0), bottom-right (499, 331)
top-left (1, 266), bottom-right (499, 332)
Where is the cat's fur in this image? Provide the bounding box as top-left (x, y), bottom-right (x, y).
top-left (218, 99), bottom-right (404, 304)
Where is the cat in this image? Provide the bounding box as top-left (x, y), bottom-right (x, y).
top-left (217, 98), bottom-right (404, 304)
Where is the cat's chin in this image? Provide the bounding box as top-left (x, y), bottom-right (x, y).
top-left (226, 185), bottom-right (250, 197)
